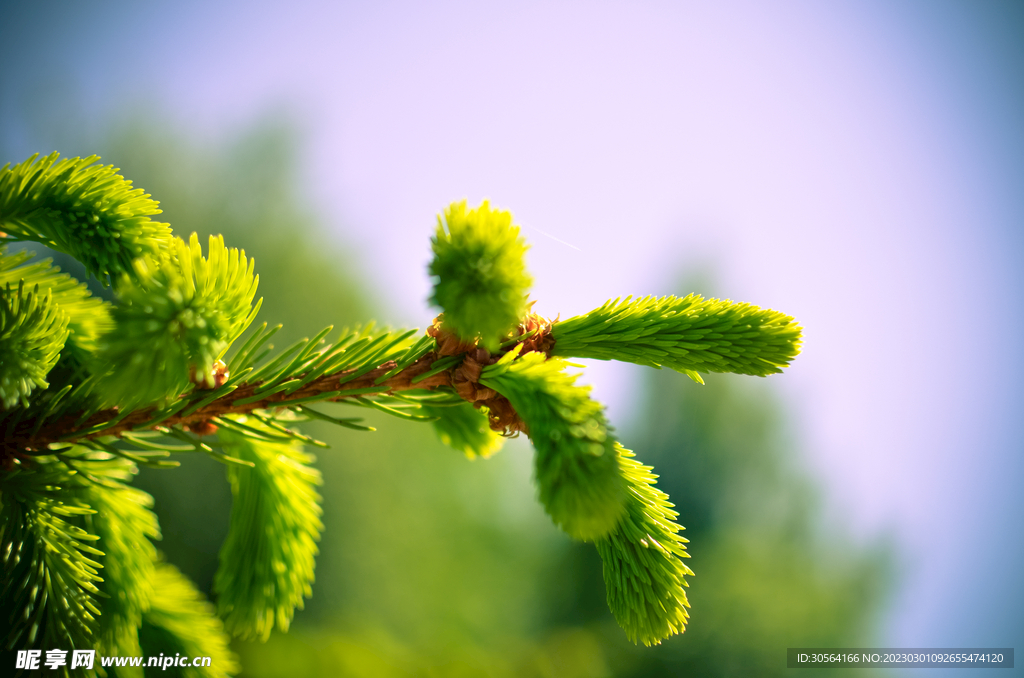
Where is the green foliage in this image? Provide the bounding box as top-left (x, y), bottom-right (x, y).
top-left (77, 459), bottom-right (160, 658)
top-left (0, 153), bottom-right (171, 283)
top-left (0, 458), bottom-right (102, 654)
top-left (214, 416), bottom-right (323, 642)
top-left (481, 350), bottom-right (626, 542)
top-left (552, 294), bottom-right (802, 383)
top-left (428, 200), bottom-right (532, 351)
top-left (0, 247), bottom-right (113, 356)
top-left (140, 562), bottom-right (240, 678)
top-left (226, 323), bottom-right (432, 402)
top-left (424, 401), bottom-right (505, 459)
top-left (0, 280), bottom-right (69, 408)
top-left (0, 143), bottom-right (812, 671)
top-left (595, 445), bottom-right (692, 646)
top-left (96, 233), bottom-right (260, 407)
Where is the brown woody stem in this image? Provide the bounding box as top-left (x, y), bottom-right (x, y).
top-left (8, 353), bottom-right (449, 455)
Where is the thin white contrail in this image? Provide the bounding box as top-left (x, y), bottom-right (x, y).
top-left (523, 224), bottom-right (582, 251)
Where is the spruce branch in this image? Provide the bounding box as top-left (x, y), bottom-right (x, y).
top-left (5, 340), bottom-right (448, 455)
top-left (0, 153), bottom-right (171, 283)
top-left (0, 158), bottom-right (806, 658)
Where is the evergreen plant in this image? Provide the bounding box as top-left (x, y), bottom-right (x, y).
top-left (0, 153), bottom-right (801, 676)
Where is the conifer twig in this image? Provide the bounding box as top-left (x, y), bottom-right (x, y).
top-left (9, 352), bottom-right (449, 454)
top-left (1, 151), bottom-right (805, 653)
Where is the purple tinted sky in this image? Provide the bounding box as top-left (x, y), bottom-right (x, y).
top-left (3, 0), bottom-right (1022, 651)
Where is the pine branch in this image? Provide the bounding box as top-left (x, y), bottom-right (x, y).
top-left (551, 294), bottom-right (802, 382)
top-left (0, 159), bottom-right (807, 659)
top-left (6, 346), bottom-right (449, 455)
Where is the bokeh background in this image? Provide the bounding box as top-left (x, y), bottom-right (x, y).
top-left (2, 1), bottom-right (1022, 676)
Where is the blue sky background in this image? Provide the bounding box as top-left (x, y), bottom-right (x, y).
top-left (2, 0), bottom-right (1022, 661)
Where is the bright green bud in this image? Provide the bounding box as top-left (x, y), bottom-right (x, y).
top-left (0, 153), bottom-right (171, 283)
top-left (428, 200), bottom-right (532, 352)
top-left (552, 294), bottom-right (802, 383)
top-left (481, 351), bottom-right (626, 541)
top-left (596, 444), bottom-right (693, 646)
top-left (0, 281), bottom-right (69, 408)
top-left (96, 233), bottom-right (260, 407)
top-left (425, 401), bottom-right (505, 459)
